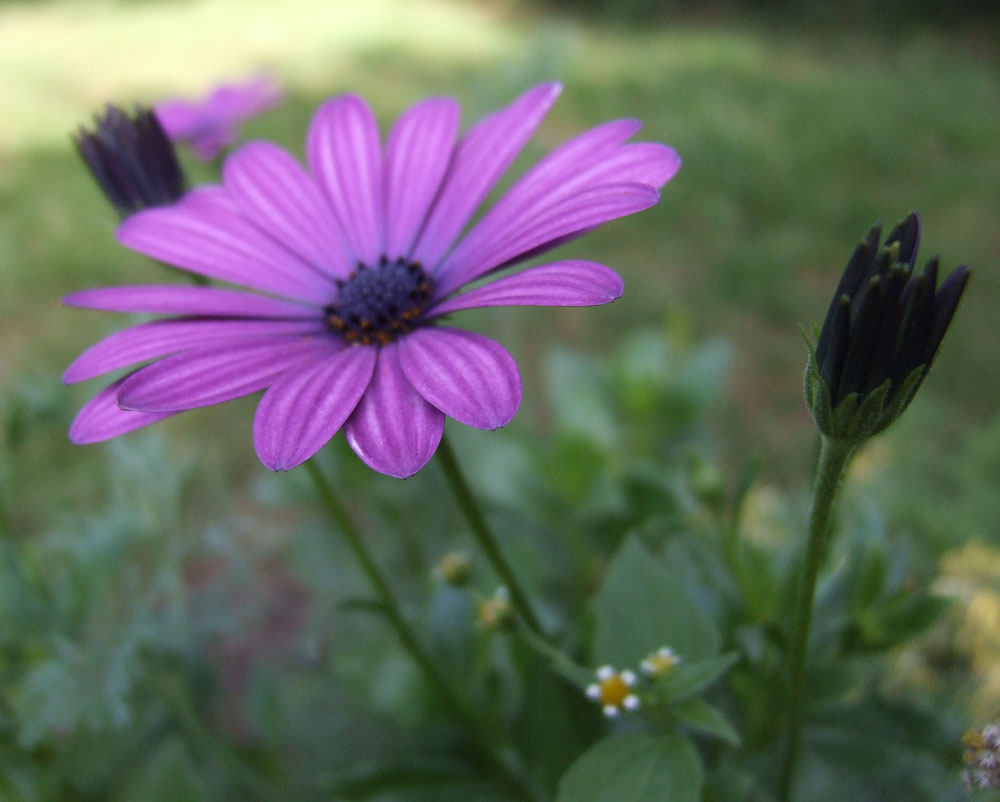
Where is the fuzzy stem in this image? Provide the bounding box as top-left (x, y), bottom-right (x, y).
top-left (436, 435), bottom-right (545, 638)
top-left (304, 459), bottom-right (540, 802)
top-left (780, 435), bottom-right (854, 801)
top-left (304, 459), bottom-right (463, 712)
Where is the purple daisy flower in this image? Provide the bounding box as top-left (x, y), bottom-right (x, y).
top-left (65, 83), bottom-right (680, 478)
top-left (155, 73), bottom-right (283, 161)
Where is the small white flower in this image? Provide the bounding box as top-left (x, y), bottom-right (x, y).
top-left (963, 722), bottom-right (1000, 789)
top-left (984, 724), bottom-right (1000, 749)
top-left (641, 646), bottom-right (682, 676)
top-left (586, 665), bottom-right (640, 717)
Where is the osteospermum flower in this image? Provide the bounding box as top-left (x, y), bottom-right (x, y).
top-left (586, 665), bottom-right (640, 717)
top-left (155, 73), bottom-right (283, 161)
top-left (65, 83), bottom-right (679, 477)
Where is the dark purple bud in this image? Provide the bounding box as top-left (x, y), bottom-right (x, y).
top-left (806, 212), bottom-right (970, 443)
top-left (74, 104), bottom-right (186, 217)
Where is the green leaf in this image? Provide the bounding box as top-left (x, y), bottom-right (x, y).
top-left (654, 651), bottom-right (740, 704)
top-left (323, 757), bottom-right (504, 801)
top-left (847, 540), bottom-right (888, 614)
top-left (555, 733), bottom-right (703, 802)
top-left (673, 697), bottom-right (742, 746)
top-left (545, 347), bottom-right (618, 448)
top-left (593, 537), bottom-right (720, 669)
top-left (515, 660), bottom-right (600, 792)
top-left (732, 540), bottom-right (779, 621)
top-left (855, 592), bottom-right (950, 649)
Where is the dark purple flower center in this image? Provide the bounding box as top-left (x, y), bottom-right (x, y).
top-left (325, 257), bottom-right (433, 345)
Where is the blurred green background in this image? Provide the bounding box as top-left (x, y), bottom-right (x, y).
top-left (0, 0), bottom-right (998, 797)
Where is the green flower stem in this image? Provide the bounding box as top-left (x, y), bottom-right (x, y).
top-left (436, 435), bottom-right (545, 638)
top-left (304, 459), bottom-right (540, 802)
top-left (304, 459), bottom-right (464, 715)
top-left (780, 435), bottom-right (855, 802)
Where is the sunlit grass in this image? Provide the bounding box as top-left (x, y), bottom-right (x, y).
top-left (0, 0), bottom-right (518, 150)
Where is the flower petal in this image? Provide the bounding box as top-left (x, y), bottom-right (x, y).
top-left (499, 117), bottom-right (645, 191)
top-left (224, 142), bottom-right (354, 279)
top-left (449, 143), bottom-right (678, 275)
top-left (253, 344), bottom-right (377, 471)
top-left (69, 377), bottom-right (176, 444)
top-left (344, 344), bottom-right (444, 478)
top-left (409, 83), bottom-right (562, 269)
top-left (64, 318), bottom-right (322, 383)
top-left (429, 260), bottom-right (623, 316)
top-left (383, 97), bottom-right (460, 260)
top-left (117, 187), bottom-right (336, 303)
top-left (434, 119), bottom-right (676, 295)
top-left (398, 327), bottom-right (520, 430)
top-left (118, 336), bottom-right (335, 412)
top-left (154, 100), bottom-right (201, 140)
top-left (63, 285), bottom-right (319, 318)
top-left (435, 182), bottom-right (659, 297)
top-left (608, 142), bottom-right (681, 188)
top-left (307, 95), bottom-right (383, 266)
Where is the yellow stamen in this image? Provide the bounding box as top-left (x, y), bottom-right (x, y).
top-left (598, 674), bottom-right (630, 707)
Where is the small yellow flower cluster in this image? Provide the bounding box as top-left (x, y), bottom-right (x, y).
top-left (585, 646), bottom-right (682, 718)
top-left (477, 586), bottom-right (514, 631)
top-left (963, 722), bottom-right (1000, 789)
top-left (434, 551), bottom-right (472, 587)
top-left (640, 646), bottom-right (682, 677)
top-left (586, 666), bottom-right (640, 718)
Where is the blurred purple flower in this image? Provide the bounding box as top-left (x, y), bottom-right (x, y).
top-left (155, 74), bottom-right (283, 161)
top-left (65, 83), bottom-right (680, 477)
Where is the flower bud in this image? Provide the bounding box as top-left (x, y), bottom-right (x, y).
top-left (477, 586), bottom-right (514, 631)
top-left (74, 104), bottom-right (186, 216)
top-left (434, 551), bottom-right (472, 587)
top-left (804, 213), bottom-right (969, 444)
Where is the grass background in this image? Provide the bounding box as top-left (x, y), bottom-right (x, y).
top-left (0, 0), bottom-right (998, 728)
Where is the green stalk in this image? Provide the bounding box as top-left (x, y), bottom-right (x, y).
top-left (304, 459), bottom-right (540, 802)
top-left (304, 459), bottom-right (463, 713)
top-left (780, 435), bottom-right (854, 801)
top-left (435, 435), bottom-right (545, 638)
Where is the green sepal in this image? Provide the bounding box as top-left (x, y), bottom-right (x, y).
top-left (802, 320), bottom-right (934, 445)
top-left (839, 378), bottom-right (890, 443)
top-left (801, 325), bottom-right (821, 411)
top-left (870, 362), bottom-right (925, 437)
